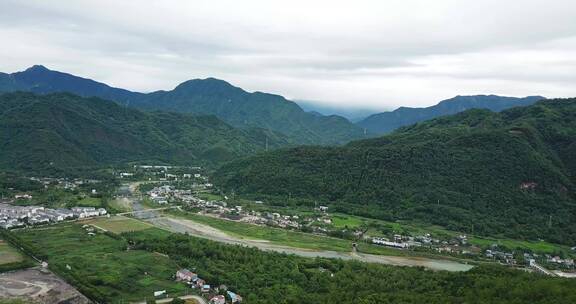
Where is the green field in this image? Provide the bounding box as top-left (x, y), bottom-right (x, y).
top-left (167, 211), bottom-right (405, 256)
top-left (76, 197), bottom-right (103, 207)
top-left (331, 214), bottom-right (364, 228)
top-left (327, 213), bottom-right (571, 256)
top-left (83, 216), bottom-right (153, 234)
top-left (0, 240), bottom-right (24, 265)
top-left (468, 236), bottom-right (571, 254)
top-left (16, 224), bottom-right (187, 302)
top-left (196, 192), bottom-right (224, 201)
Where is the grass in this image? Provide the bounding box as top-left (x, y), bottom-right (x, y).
top-left (82, 216), bottom-right (153, 234)
top-left (196, 192), bottom-right (224, 201)
top-left (0, 240), bottom-right (24, 264)
top-left (76, 197), bottom-right (103, 207)
top-left (331, 214), bottom-right (364, 229)
top-left (166, 210), bottom-right (407, 256)
top-left (325, 213), bottom-right (570, 255)
top-left (16, 223), bottom-right (187, 303)
top-left (468, 236), bottom-right (570, 254)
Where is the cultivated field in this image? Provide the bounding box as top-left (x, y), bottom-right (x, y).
top-left (0, 240), bottom-right (24, 265)
top-left (16, 223), bottom-right (187, 302)
top-left (82, 215), bottom-right (153, 233)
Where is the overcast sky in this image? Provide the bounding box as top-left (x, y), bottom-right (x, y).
top-left (1, 0), bottom-right (575, 110)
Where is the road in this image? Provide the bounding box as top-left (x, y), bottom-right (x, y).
top-left (116, 206), bottom-right (179, 216)
top-left (530, 261), bottom-right (557, 276)
top-left (135, 295), bottom-right (207, 304)
top-left (120, 182), bottom-right (473, 272)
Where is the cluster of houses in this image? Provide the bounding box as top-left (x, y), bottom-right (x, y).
top-left (209, 291), bottom-right (242, 304)
top-left (146, 184), bottom-right (214, 205)
top-left (0, 204), bottom-right (106, 229)
top-left (372, 237), bottom-right (410, 249)
top-left (546, 255), bottom-right (575, 267)
top-left (242, 212), bottom-right (302, 229)
top-left (28, 176), bottom-right (100, 190)
top-left (372, 233), bottom-right (444, 250)
top-left (485, 249), bottom-right (517, 264)
top-left (147, 185), bottom-right (175, 205)
top-left (120, 165), bottom-right (210, 184)
top-left (175, 269), bottom-right (242, 303)
top-left (483, 247), bottom-right (576, 270)
top-left (371, 233), bottom-right (497, 258)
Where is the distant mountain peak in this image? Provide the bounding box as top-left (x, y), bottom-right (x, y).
top-left (25, 65), bottom-right (50, 72)
top-left (357, 95), bottom-right (546, 134)
top-left (1, 65), bottom-right (143, 103)
top-left (174, 77), bottom-right (242, 93)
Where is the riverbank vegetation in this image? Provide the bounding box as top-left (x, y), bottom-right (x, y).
top-left (127, 230), bottom-right (576, 304)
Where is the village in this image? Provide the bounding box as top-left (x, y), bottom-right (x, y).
top-left (142, 181), bottom-right (576, 277)
top-left (0, 203), bottom-right (107, 229)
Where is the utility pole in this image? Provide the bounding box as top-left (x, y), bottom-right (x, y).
top-left (265, 136), bottom-right (269, 152)
top-left (548, 215), bottom-right (552, 228)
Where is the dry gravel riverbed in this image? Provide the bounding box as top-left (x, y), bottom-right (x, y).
top-left (147, 216), bottom-right (474, 272)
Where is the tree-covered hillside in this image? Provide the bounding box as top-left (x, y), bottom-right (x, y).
top-left (135, 78), bottom-right (368, 145)
top-left (0, 92), bottom-right (289, 172)
top-left (215, 99), bottom-right (576, 245)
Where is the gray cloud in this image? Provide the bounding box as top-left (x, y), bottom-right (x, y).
top-left (1, 0), bottom-right (575, 110)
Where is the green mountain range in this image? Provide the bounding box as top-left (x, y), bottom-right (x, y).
top-left (357, 95), bottom-right (545, 134)
top-left (0, 65), bottom-right (365, 145)
top-left (0, 92), bottom-right (289, 172)
top-left (214, 98), bottom-right (576, 245)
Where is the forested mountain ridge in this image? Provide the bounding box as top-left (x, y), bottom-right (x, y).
top-left (0, 66), bottom-right (366, 145)
top-left (214, 98), bottom-right (576, 244)
top-left (133, 77), bottom-right (367, 145)
top-left (357, 95), bottom-right (545, 134)
top-left (0, 92), bottom-right (289, 172)
top-left (0, 65), bottom-right (143, 103)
